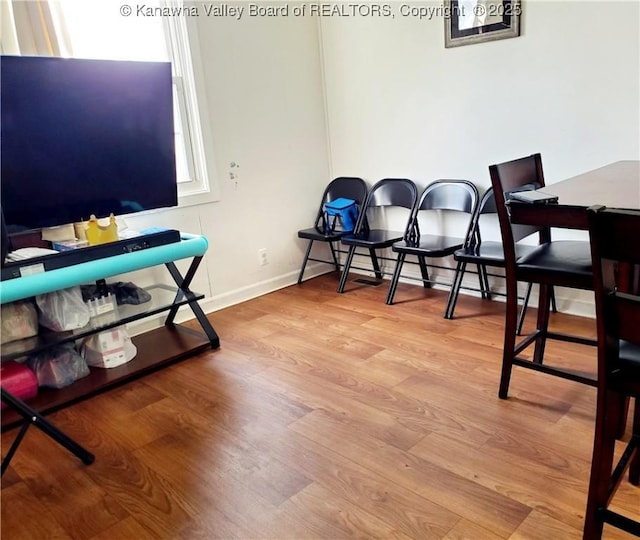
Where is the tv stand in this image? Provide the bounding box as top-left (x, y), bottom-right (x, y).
top-left (0, 233), bottom-right (220, 430)
top-left (2, 229), bottom-right (182, 281)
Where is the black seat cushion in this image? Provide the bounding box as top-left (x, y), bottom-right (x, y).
top-left (516, 240), bottom-right (592, 287)
top-left (393, 235), bottom-right (465, 257)
top-left (297, 226), bottom-right (345, 242)
top-left (454, 241), bottom-right (539, 267)
top-left (341, 229), bottom-right (404, 248)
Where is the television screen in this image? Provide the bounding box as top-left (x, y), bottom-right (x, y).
top-left (1, 56), bottom-right (178, 232)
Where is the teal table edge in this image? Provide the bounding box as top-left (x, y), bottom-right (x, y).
top-left (0, 233), bottom-right (209, 304)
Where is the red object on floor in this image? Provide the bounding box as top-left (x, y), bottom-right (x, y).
top-left (1, 361), bottom-right (38, 408)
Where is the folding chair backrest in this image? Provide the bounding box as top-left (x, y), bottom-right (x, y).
top-left (366, 178), bottom-right (417, 208)
top-left (314, 177), bottom-right (367, 232)
top-left (417, 179), bottom-right (478, 213)
top-left (324, 177), bottom-right (368, 206)
top-left (356, 178), bottom-right (418, 232)
top-left (407, 179), bottom-right (478, 242)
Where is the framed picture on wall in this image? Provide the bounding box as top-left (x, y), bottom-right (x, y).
top-left (444, 0), bottom-right (521, 48)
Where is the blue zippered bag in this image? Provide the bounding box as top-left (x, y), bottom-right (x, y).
top-left (323, 198), bottom-right (358, 233)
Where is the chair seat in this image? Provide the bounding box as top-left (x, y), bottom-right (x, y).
top-left (341, 229), bottom-right (404, 248)
top-left (297, 227), bottom-right (345, 242)
top-left (454, 241), bottom-right (540, 266)
top-left (516, 240), bottom-right (592, 288)
top-left (393, 235), bottom-right (464, 257)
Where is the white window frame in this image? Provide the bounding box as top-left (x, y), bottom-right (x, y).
top-left (163, 14), bottom-right (220, 206)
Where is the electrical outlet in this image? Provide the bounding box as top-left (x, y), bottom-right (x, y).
top-left (258, 248), bottom-right (268, 266)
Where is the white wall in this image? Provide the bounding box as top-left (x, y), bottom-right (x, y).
top-left (126, 11), bottom-right (332, 329)
top-left (130, 1), bottom-right (639, 328)
top-left (322, 1), bottom-right (639, 183)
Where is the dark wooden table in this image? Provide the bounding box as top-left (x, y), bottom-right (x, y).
top-left (508, 160), bottom-right (640, 229)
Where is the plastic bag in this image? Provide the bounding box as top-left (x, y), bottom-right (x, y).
top-left (0, 300), bottom-right (39, 344)
top-left (27, 344), bottom-right (90, 389)
top-left (36, 286), bottom-right (90, 331)
top-left (81, 326), bottom-right (137, 369)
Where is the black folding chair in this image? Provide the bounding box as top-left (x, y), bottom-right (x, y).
top-left (297, 177), bottom-right (368, 284)
top-left (386, 179), bottom-right (478, 315)
top-left (337, 178), bottom-right (418, 293)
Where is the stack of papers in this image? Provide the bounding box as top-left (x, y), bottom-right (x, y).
top-left (6, 247), bottom-right (59, 262)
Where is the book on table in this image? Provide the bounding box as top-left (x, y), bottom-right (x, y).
top-left (510, 190), bottom-right (559, 204)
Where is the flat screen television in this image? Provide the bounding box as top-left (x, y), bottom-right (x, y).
top-left (1, 55), bottom-right (178, 233)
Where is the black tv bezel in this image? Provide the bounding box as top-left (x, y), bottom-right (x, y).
top-left (0, 55), bottom-right (178, 233)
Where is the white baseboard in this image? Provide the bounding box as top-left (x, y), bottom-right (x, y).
top-left (127, 268), bottom-right (304, 336)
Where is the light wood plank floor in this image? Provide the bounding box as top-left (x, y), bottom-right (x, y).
top-left (2, 273), bottom-right (638, 539)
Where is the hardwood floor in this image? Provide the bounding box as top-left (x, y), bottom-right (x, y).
top-left (2, 273), bottom-right (638, 539)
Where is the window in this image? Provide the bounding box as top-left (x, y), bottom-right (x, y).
top-left (59, 0), bottom-right (217, 205)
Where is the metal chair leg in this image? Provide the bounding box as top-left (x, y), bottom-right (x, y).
top-left (369, 248), bottom-right (383, 280)
top-left (297, 240), bottom-right (315, 284)
top-left (386, 253), bottom-right (406, 305)
top-left (444, 261), bottom-right (467, 319)
top-left (328, 241), bottom-right (340, 271)
top-left (418, 256), bottom-right (431, 288)
top-left (337, 245), bottom-right (357, 293)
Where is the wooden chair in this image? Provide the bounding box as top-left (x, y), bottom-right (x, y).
top-left (583, 205), bottom-right (640, 539)
top-left (489, 153), bottom-right (594, 399)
